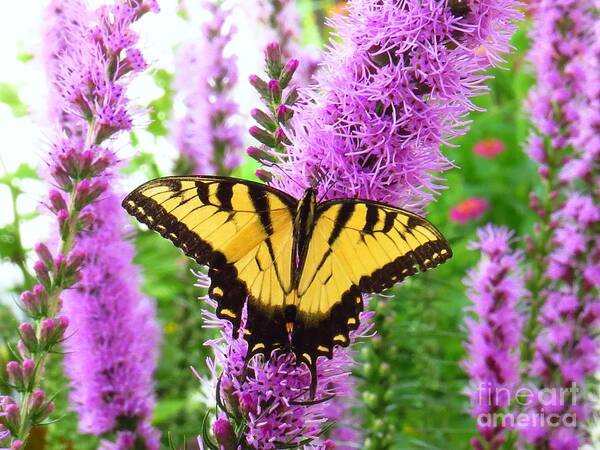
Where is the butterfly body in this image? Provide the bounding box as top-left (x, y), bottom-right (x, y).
top-left (292, 187), bottom-right (318, 287)
top-left (123, 176), bottom-right (452, 389)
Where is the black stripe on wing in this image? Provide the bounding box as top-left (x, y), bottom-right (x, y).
top-left (122, 176), bottom-right (298, 342)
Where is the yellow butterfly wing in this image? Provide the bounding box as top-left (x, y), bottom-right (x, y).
top-left (122, 176), bottom-right (297, 356)
top-left (292, 199), bottom-right (452, 370)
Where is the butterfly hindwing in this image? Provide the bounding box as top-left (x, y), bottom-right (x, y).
top-left (122, 176), bottom-right (297, 354)
top-left (292, 199), bottom-right (452, 370)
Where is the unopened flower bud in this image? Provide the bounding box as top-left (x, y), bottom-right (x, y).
top-left (250, 108), bottom-right (276, 131)
top-left (33, 260), bottom-right (51, 288)
top-left (280, 58), bottom-right (299, 88)
top-left (265, 42), bottom-right (283, 79)
top-left (90, 153), bottom-right (112, 176)
top-left (40, 319), bottom-right (56, 345)
top-left (18, 322), bottom-right (38, 351)
top-left (6, 361), bottom-right (23, 387)
top-left (11, 440), bottom-right (24, 450)
top-left (255, 169), bottom-right (273, 183)
top-left (29, 389), bottom-right (54, 423)
top-left (77, 210), bottom-right (96, 230)
top-left (21, 359), bottom-right (35, 386)
top-left (246, 146), bottom-right (277, 164)
top-left (74, 179), bottom-right (107, 210)
top-left (276, 104), bottom-right (292, 123)
top-left (48, 190), bottom-right (68, 214)
top-left (268, 79), bottom-right (282, 103)
top-left (28, 389), bottom-right (46, 412)
top-left (40, 317), bottom-right (69, 349)
top-left (67, 250), bottom-right (86, 274)
top-left (34, 243), bottom-right (54, 271)
top-left (56, 316), bottom-right (69, 333)
top-left (16, 340), bottom-right (29, 359)
top-left (249, 74), bottom-right (269, 98)
top-left (57, 209), bottom-right (70, 240)
top-left (265, 42), bottom-right (281, 65)
top-left (4, 402), bottom-right (20, 430)
top-left (274, 127), bottom-right (289, 144)
top-left (20, 290), bottom-right (39, 317)
top-left (50, 166), bottom-right (72, 191)
top-left (249, 126), bottom-right (277, 148)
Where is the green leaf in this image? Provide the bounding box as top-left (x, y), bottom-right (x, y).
top-left (0, 225), bottom-right (19, 261)
top-left (0, 83), bottom-right (28, 117)
top-left (12, 163), bottom-right (39, 180)
top-left (17, 52), bottom-right (34, 63)
top-left (122, 151), bottom-right (155, 175)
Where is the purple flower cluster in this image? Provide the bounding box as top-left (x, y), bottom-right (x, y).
top-left (266, 0), bottom-right (521, 211)
top-left (462, 225), bottom-right (525, 450)
top-left (526, 0), bottom-right (591, 165)
top-left (522, 1), bottom-right (600, 448)
top-left (62, 193), bottom-right (159, 447)
top-left (43, 0), bottom-right (90, 135)
top-left (34, 0), bottom-right (161, 448)
top-left (172, 0), bottom-right (242, 175)
top-left (197, 274), bottom-right (372, 449)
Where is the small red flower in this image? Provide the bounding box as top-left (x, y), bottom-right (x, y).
top-left (473, 139), bottom-right (506, 158)
top-left (450, 197), bottom-right (490, 224)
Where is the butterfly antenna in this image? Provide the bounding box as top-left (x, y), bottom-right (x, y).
top-left (317, 170), bottom-right (338, 202)
top-left (264, 161), bottom-right (306, 191)
top-left (290, 391), bottom-right (335, 406)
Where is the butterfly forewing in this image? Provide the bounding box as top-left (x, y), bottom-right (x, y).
top-left (291, 200), bottom-right (452, 371)
top-left (122, 176), bottom-right (297, 355)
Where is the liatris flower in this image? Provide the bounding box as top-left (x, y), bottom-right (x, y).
top-left (473, 139), bottom-right (506, 159)
top-left (42, 0), bottom-right (90, 136)
top-left (62, 194), bottom-right (159, 446)
top-left (257, 0), bottom-right (522, 211)
top-left (35, 0), bottom-right (160, 447)
top-left (450, 197), bottom-right (490, 224)
top-left (462, 225), bottom-right (525, 450)
top-left (520, 1), bottom-right (600, 448)
top-left (172, 0), bottom-right (242, 176)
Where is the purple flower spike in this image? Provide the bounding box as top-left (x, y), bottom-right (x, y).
top-left (275, 0), bottom-right (522, 212)
top-left (29, 0), bottom-right (162, 447)
top-left (172, 0), bottom-right (242, 175)
top-left (521, 1), bottom-right (600, 448)
top-left (62, 194), bottom-right (159, 447)
top-left (257, 0), bottom-right (320, 84)
top-left (463, 225), bottom-right (525, 449)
